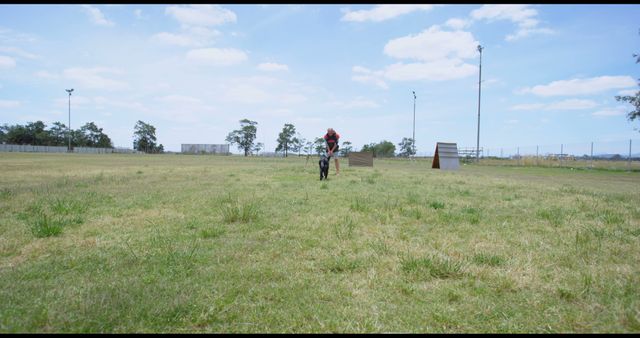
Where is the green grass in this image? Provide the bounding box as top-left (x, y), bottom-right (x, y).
top-left (0, 153), bottom-right (639, 333)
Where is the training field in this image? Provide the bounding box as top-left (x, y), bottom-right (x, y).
top-left (0, 153), bottom-right (638, 333)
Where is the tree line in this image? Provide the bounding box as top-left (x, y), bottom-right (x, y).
top-left (0, 119), bottom-right (164, 154)
top-left (225, 118), bottom-right (417, 158)
top-left (0, 120), bottom-right (113, 148)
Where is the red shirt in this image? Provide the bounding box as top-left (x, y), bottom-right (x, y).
top-left (324, 132), bottom-right (340, 148)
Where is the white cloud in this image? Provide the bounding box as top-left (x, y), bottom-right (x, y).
top-left (445, 18), bottom-right (471, 30)
top-left (63, 67), bottom-right (129, 91)
top-left (82, 5), bottom-right (115, 26)
top-left (520, 76), bottom-right (637, 97)
top-left (353, 26), bottom-right (480, 87)
top-left (341, 5), bottom-right (434, 22)
top-left (617, 88), bottom-right (638, 96)
top-left (53, 95), bottom-right (93, 108)
top-left (218, 76), bottom-right (308, 105)
top-left (186, 48), bottom-right (248, 66)
top-left (384, 59), bottom-right (477, 82)
top-left (506, 27), bottom-right (554, 41)
top-left (35, 70), bottom-right (59, 79)
top-left (384, 26), bottom-right (478, 62)
top-left (153, 5), bottom-right (232, 47)
top-left (134, 9), bottom-right (143, 19)
top-left (152, 28), bottom-right (221, 47)
top-left (0, 55), bottom-right (16, 69)
top-left (166, 5), bottom-right (236, 27)
top-left (546, 99), bottom-right (598, 110)
top-left (0, 27), bottom-right (37, 43)
top-left (0, 47), bottom-right (38, 59)
top-left (510, 99), bottom-right (598, 111)
top-left (352, 66), bottom-right (388, 89)
top-left (152, 32), bottom-right (197, 47)
top-left (471, 5), bottom-right (553, 41)
top-left (222, 83), bottom-right (271, 103)
top-left (471, 5), bottom-right (538, 24)
top-left (257, 62), bottom-right (289, 72)
top-left (0, 99), bottom-right (20, 108)
top-left (510, 103), bottom-right (545, 111)
top-left (592, 106), bottom-right (628, 117)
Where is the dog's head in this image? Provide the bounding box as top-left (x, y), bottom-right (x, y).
top-left (319, 154), bottom-right (329, 167)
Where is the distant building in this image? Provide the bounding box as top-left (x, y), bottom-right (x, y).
top-left (181, 144), bottom-right (230, 155)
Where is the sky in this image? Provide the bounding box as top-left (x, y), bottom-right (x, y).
top-left (0, 4), bottom-right (639, 155)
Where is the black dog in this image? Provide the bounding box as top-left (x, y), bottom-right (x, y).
top-left (319, 154), bottom-right (330, 180)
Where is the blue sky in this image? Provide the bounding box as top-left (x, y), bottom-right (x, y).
top-left (0, 4), bottom-right (639, 154)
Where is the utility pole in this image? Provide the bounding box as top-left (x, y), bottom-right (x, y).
top-left (412, 90), bottom-right (417, 157)
top-left (65, 88), bottom-right (74, 152)
top-left (476, 45), bottom-right (483, 163)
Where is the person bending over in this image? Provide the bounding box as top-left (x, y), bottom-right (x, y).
top-left (324, 128), bottom-right (340, 176)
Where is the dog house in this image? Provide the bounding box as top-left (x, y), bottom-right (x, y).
top-left (432, 142), bottom-right (459, 170)
top-left (348, 151), bottom-right (373, 167)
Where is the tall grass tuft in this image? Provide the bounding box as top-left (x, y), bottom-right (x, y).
top-left (537, 207), bottom-right (566, 226)
top-left (30, 213), bottom-right (64, 237)
top-left (599, 209), bottom-right (624, 226)
top-left (51, 197), bottom-right (87, 215)
top-left (461, 207), bottom-right (481, 225)
top-left (428, 201), bottom-right (445, 210)
top-left (333, 217), bottom-right (356, 239)
top-left (221, 200), bottom-right (260, 223)
top-left (0, 187), bottom-right (13, 200)
top-left (350, 197), bottom-right (370, 212)
top-left (472, 253), bottom-right (506, 267)
top-left (401, 254), bottom-right (465, 280)
top-left (324, 254), bottom-right (362, 273)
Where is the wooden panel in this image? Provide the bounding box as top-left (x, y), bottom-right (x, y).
top-left (348, 152), bottom-right (373, 167)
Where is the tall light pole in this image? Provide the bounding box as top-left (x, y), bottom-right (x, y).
top-left (66, 88), bottom-right (74, 152)
top-left (412, 90), bottom-right (416, 157)
top-left (476, 45), bottom-right (483, 163)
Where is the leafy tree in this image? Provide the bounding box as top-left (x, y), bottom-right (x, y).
top-left (48, 122), bottom-right (68, 146)
top-left (615, 29), bottom-right (640, 131)
top-left (26, 121), bottom-right (49, 145)
top-left (4, 121), bottom-right (48, 145)
top-left (292, 136), bottom-right (305, 156)
top-left (303, 140), bottom-right (314, 156)
top-left (253, 142), bottom-right (264, 155)
top-left (4, 124), bottom-right (29, 145)
top-left (361, 140), bottom-right (396, 157)
top-left (376, 140), bottom-right (396, 157)
top-left (397, 137), bottom-right (416, 157)
top-left (361, 142), bottom-right (377, 155)
top-left (0, 120), bottom-right (114, 148)
top-left (275, 123), bottom-right (297, 157)
top-left (314, 137), bottom-right (325, 155)
top-left (225, 119), bottom-right (258, 156)
top-left (80, 122), bottom-right (113, 148)
top-left (339, 141), bottom-right (353, 157)
top-left (72, 128), bottom-right (89, 147)
top-left (133, 120), bottom-right (162, 153)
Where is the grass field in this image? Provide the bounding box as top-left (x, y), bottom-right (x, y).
top-left (0, 153), bottom-right (639, 333)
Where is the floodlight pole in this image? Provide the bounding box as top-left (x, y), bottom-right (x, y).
top-left (412, 91), bottom-right (416, 157)
top-left (476, 45), bottom-right (483, 163)
top-left (66, 88), bottom-right (74, 152)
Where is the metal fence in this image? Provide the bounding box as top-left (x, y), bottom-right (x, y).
top-left (181, 144), bottom-right (230, 155)
top-left (0, 144), bottom-right (141, 154)
top-left (462, 139), bottom-right (640, 170)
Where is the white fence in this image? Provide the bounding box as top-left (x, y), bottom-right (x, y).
top-left (181, 144), bottom-right (230, 154)
top-left (0, 144), bottom-right (140, 154)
